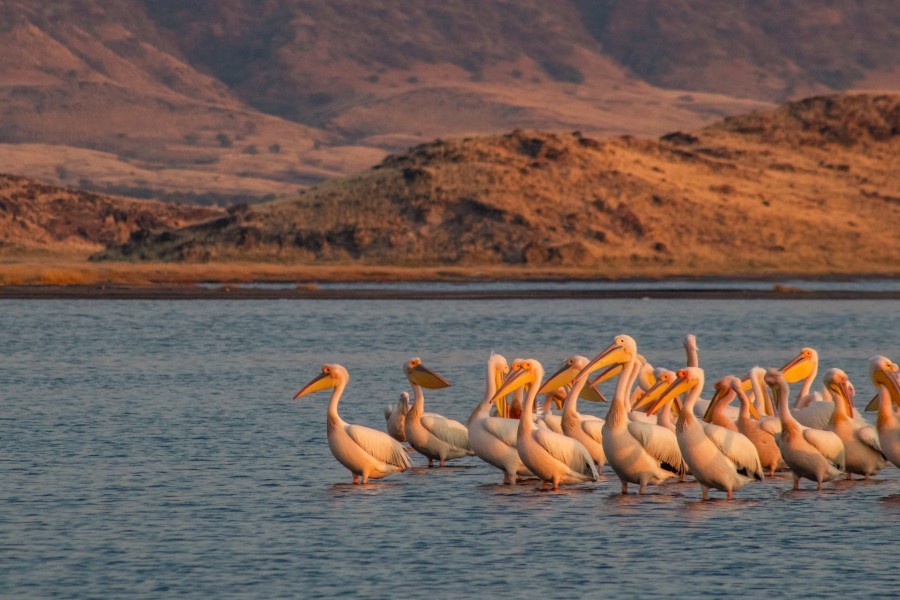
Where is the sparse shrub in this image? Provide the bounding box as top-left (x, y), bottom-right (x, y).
top-left (243, 145), bottom-right (259, 155)
top-left (215, 133), bottom-right (232, 148)
top-left (268, 143), bottom-right (281, 154)
top-left (55, 165), bottom-right (69, 180)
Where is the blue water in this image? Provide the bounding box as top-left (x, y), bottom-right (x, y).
top-left (2, 299), bottom-right (899, 598)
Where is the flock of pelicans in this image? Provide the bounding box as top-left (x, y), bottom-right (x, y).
top-left (293, 334), bottom-right (900, 499)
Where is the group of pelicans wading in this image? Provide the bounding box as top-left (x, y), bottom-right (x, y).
top-left (293, 334), bottom-right (900, 499)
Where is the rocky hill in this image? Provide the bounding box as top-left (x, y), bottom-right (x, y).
top-left (0, 174), bottom-right (222, 256)
top-left (96, 94), bottom-right (900, 277)
top-left (2, 1), bottom-right (896, 202)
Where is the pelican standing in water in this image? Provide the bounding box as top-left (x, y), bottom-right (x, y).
top-left (468, 354), bottom-right (533, 484)
top-left (493, 358), bottom-right (598, 491)
top-left (729, 375), bottom-right (784, 477)
top-left (823, 368), bottom-right (885, 479)
top-left (578, 335), bottom-right (686, 494)
top-left (870, 356), bottom-right (900, 469)
top-left (764, 370), bottom-right (844, 490)
top-left (294, 364), bottom-right (411, 484)
top-left (539, 356), bottom-right (606, 468)
top-left (384, 392), bottom-right (410, 443)
top-left (650, 367), bottom-right (763, 500)
top-left (403, 358), bottom-right (473, 467)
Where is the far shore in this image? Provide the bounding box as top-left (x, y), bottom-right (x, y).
top-left (2, 257), bottom-right (900, 289)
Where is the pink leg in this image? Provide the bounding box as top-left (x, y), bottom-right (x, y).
top-left (727, 489), bottom-right (734, 500)
top-left (362, 474), bottom-right (369, 484)
top-left (552, 481), bottom-right (559, 491)
top-left (540, 481), bottom-right (549, 491)
top-left (428, 458), bottom-right (434, 468)
top-left (353, 474), bottom-right (359, 484)
top-left (621, 481), bottom-right (628, 495)
top-left (439, 458), bottom-right (446, 467)
top-left (793, 475), bottom-right (799, 490)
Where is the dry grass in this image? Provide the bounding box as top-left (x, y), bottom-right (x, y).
top-left (2, 256), bottom-right (899, 287)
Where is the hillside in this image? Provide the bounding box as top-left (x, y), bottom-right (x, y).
top-left (96, 94), bottom-right (900, 277)
top-left (0, 173), bottom-right (222, 256)
top-left (2, 2), bottom-right (896, 201)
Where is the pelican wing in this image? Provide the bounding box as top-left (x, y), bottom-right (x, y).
top-left (581, 419), bottom-right (605, 444)
top-left (627, 421), bottom-right (686, 476)
top-left (480, 417), bottom-right (519, 448)
top-left (802, 427), bottom-right (845, 470)
top-left (702, 423), bottom-right (764, 480)
top-left (384, 403), bottom-right (395, 422)
top-left (346, 424), bottom-right (411, 469)
top-left (536, 413), bottom-right (563, 434)
top-left (532, 428), bottom-right (598, 479)
top-left (421, 414), bottom-right (472, 451)
top-left (759, 417), bottom-right (782, 436)
top-left (855, 424), bottom-right (884, 454)
top-left (793, 402), bottom-right (834, 430)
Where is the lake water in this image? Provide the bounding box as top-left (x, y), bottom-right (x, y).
top-left (2, 298), bottom-right (899, 598)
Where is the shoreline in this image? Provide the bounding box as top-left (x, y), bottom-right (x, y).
top-left (2, 284), bottom-right (900, 300)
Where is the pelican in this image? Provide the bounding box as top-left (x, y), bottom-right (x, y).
top-left (540, 356), bottom-right (606, 468)
top-left (493, 358), bottom-right (598, 490)
top-left (702, 378), bottom-right (739, 431)
top-left (534, 389), bottom-right (565, 433)
top-left (294, 364), bottom-right (411, 483)
top-left (823, 368), bottom-right (885, 479)
top-left (729, 375), bottom-right (784, 477)
top-left (870, 356), bottom-right (900, 469)
top-left (577, 335), bottom-right (686, 494)
top-left (682, 334), bottom-right (738, 420)
top-left (764, 370), bottom-right (844, 490)
top-left (468, 354), bottom-right (533, 484)
top-left (403, 358), bottom-right (473, 467)
top-left (650, 367), bottom-right (763, 500)
top-left (384, 392), bottom-right (410, 442)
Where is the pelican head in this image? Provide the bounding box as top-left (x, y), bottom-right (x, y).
top-left (726, 375), bottom-right (761, 418)
top-left (867, 355), bottom-right (900, 410)
top-left (399, 391), bottom-right (411, 412)
top-left (294, 364), bottom-right (348, 398)
top-left (824, 368), bottom-right (854, 417)
top-left (538, 355), bottom-right (589, 394)
top-left (779, 347), bottom-right (818, 383)
top-left (493, 358), bottom-right (543, 400)
top-left (488, 354), bottom-right (511, 395)
top-left (574, 334), bottom-right (637, 383)
top-left (703, 376), bottom-right (738, 421)
top-left (631, 368), bottom-right (677, 411)
top-left (404, 357), bottom-right (451, 389)
top-left (648, 366), bottom-right (703, 415)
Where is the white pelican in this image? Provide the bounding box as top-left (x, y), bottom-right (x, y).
top-left (650, 367), bottom-right (763, 500)
top-left (764, 370), bottom-right (844, 490)
top-left (467, 354), bottom-right (533, 484)
top-left (534, 389), bottom-right (565, 433)
top-left (403, 358), bottom-right (473, 467)
top-left (702, 378), bottom-right (739, 431)
top-left (728, 375), bottom-right (784, 477)
top-left (294, 364), bottom-right (411, 483)
top-left (539, 356), bottom-right (606, 468)
top-left (493, 358), bottom-right (598, 490)
top-left (384, 392), bottom-right (410, 442)
top-left (682, 334), bottom-right (738, 420)
top-left (577, 335), bottom-right (686, 494)
top-left (823, 368), bottom-right (886, 479)
top-left (870, 356), bottom-right (900, 469)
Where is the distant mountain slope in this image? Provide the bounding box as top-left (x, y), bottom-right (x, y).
top-left (97, 94), bottom-right (900, 277)
top-left (0, 1), bottom-right (896, 203)
top-left (0, 173), bottom-right (221, 255)
top-left (575, 0), bottom-right (900, 100)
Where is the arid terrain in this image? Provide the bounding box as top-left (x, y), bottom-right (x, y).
top-left (2, 1), bottom-right (897, 203)
top-left (95, 94), bottom-right (900, 279)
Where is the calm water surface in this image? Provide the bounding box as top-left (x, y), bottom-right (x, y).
top-left (2, 299), bottom-right (900, 598)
